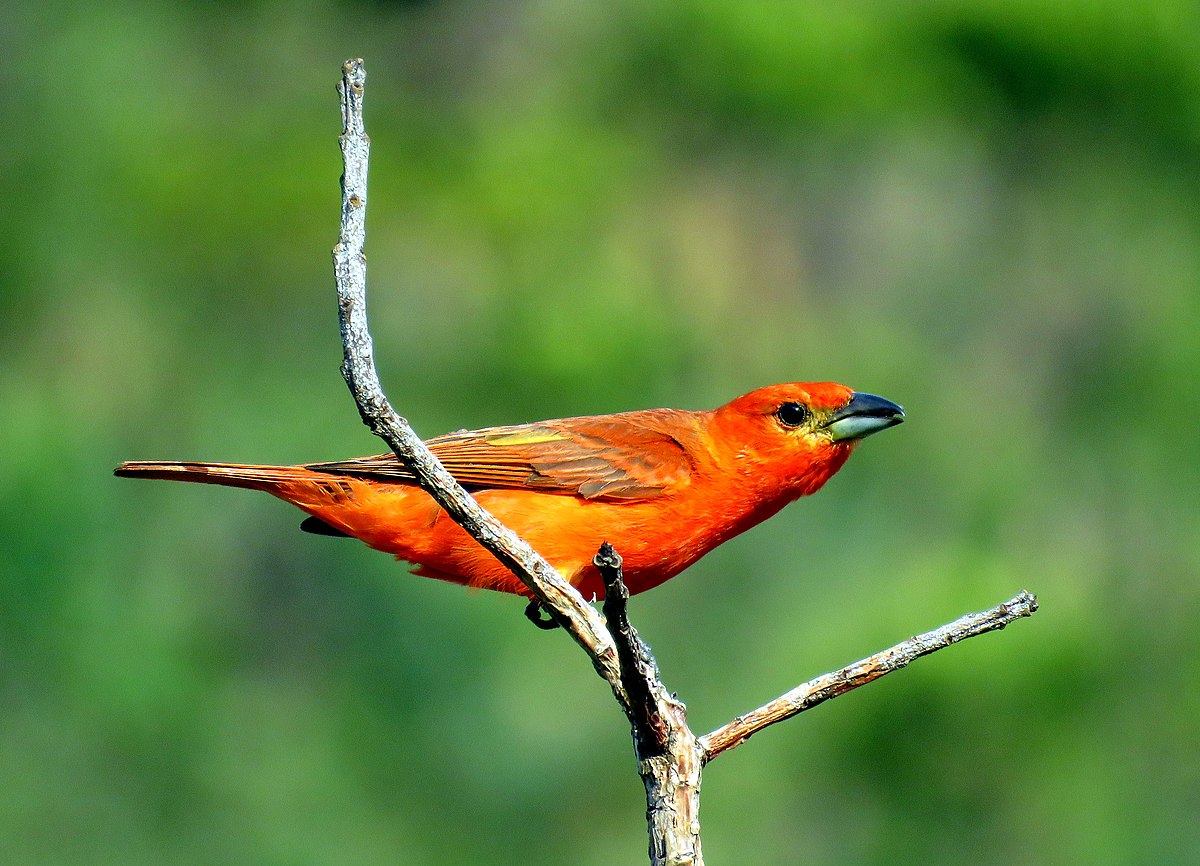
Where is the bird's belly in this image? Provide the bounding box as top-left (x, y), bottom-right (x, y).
top-left (466, 489), bottom-right (748, 598)
top-left (305, 482), bottom-right (757, 598)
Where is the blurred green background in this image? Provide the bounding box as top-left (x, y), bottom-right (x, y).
top-left (3, 0), bottom-right (1198, 863)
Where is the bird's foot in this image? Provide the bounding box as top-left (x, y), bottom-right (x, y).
top-left (524, 598), bottom-right (561, 630)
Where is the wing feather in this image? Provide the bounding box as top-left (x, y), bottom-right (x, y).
top-left (305, 412), bottom-right (697, 500)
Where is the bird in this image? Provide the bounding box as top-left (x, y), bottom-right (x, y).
top-left (115, 382), bottom-right (902, 601)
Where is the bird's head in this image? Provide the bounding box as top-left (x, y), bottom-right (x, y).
top-left (712, 382), bottom-right (904, 498)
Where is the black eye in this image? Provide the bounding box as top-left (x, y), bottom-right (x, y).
top-left (775, 402), bottom-right (809, 428)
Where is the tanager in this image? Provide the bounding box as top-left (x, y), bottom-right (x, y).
top-left (115, 382), bottom-right (902, 599)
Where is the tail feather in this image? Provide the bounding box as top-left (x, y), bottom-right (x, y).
top-left (113, 461), bottom-right (312, 492)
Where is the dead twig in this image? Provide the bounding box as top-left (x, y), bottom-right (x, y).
top-left (329, 58), bottom-right (1038, 866)
top-left (701, 591), bottom-right (1039, 760)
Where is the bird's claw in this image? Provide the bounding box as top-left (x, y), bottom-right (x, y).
top-left (524, 598), bottom-right (560, 630)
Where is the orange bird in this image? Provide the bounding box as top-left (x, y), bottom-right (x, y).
top-left (115, 383), bottom-right (902, 600)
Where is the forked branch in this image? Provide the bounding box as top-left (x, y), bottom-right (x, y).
top-left (329, 58), bottom-right (1038, 866)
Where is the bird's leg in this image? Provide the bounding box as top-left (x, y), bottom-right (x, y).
top-left (524, 598), bottom-right (561, 630)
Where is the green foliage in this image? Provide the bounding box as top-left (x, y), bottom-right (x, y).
top-left (3, 0), bottom-right (1198, 862)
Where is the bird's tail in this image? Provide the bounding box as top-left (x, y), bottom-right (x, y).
top-left (113, 461), bottom-right (315, 492)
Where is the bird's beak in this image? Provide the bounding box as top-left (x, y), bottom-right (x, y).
top-left (824, 392), bottom-right (905, 441)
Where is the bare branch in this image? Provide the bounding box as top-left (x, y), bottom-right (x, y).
top-left (332, 59), bottom-right (626, 703)
top-left (597, 543), bottom-right (670, 755)
top-left (595, 543), bottom-right (704, 862)
top-left (328, 60), bottom-right (1039, 866)
top-left (700, 591), bottom-right (1039, 761)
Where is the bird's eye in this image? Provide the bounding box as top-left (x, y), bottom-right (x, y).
top-left (775, 402), bottom-right (809, 428)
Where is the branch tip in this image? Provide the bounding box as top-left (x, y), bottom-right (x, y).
top-left (700, 590), bottom-right (1040, 761)
top-left (341, 58), bottom-right (365, 87)
top-left (594, 540), bottom-right (622, 571)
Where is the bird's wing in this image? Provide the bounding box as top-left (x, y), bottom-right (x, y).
top-left (305, 411), bottom-right (697, 501)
